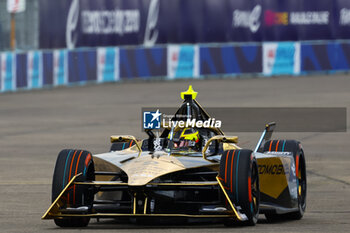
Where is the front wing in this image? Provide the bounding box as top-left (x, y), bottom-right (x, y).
top-left (42, 173), bottom-right (248, 221)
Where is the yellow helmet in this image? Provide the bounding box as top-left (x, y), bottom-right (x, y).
top-left (179, 128), bottom-right (199, 142)
top-left (168, 128), bottom-right (199, 142)
top-left (168, 128), bottom-right (200, 151)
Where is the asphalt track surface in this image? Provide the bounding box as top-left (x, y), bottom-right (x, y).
top-left (1, 75), bottom-right (350, 233)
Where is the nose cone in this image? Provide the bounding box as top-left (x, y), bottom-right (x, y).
top-left (122, 153), bottom-right (185, 186)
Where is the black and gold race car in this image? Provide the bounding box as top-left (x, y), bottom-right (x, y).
top-left (42, 86), bottom-right (307, 227)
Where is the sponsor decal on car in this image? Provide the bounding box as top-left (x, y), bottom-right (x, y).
top-left (259, 164), bottom-right (285, 175)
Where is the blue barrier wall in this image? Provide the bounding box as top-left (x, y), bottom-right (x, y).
top-left (68, 50), bottom-right (97, 83)
top-left (301, 42), bottom-right (350, 72)
top-left (16, 53), bottom-right (27, 89)
top-left (0, 41), bottom-right (349, 93)
top-left (200, 45), bottom-right (262, 75)
top-left (120, 47), bottom-right (167, 79)
top-left (42, 52), bottom-right (54, 86)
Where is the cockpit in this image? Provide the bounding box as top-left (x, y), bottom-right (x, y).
top-left (146, 85), bottom-right (225, 156)
top-left (111, 85), bottom-right (239, 158)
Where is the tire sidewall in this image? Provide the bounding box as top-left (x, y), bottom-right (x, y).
top-left (220, 149), bottom-right (260, 225)
top-left (51, 149), bottom-right (95, 207)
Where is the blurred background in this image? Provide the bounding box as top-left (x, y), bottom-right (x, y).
top-left (1, 0), bottom-right (350, 91)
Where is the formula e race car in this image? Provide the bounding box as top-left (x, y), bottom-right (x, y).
top-left (42, 86), bottom-right (307, 227)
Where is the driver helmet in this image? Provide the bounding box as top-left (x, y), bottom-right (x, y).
top-left (170, 128), bottom-right (201, 151)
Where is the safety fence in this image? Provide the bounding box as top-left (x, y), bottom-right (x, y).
top-left (1, 41), bottom-right (350, 92)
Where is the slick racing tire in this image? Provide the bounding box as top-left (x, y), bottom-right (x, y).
top-left (219, 149), bottom-right (260, 226)
top-left (52, 149), bottom-right (95, 227)
top-left (263, 140), bottom-right (307, 222)
top-left (110, 140), bottom-right (136, 152)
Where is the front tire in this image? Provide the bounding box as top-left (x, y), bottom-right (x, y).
top-left (220, 149), bottom-right (260, 226)
top-left (52, 149), bottom-right (95, 227)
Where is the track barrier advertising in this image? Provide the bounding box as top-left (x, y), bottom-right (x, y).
top-left (38, 0), bottom-right (350, 49)
top-left (263, 42), bottom-right (300, 75)
top-left (167, 45), bottom-right (199, 79)
top-left (1, 40), bottom-right (350, 93)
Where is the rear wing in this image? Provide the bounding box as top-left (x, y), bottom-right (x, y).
top-left (254, 122), bottom-right (276, 153)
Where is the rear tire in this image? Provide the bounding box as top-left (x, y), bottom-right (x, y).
top-left (52, 149), bottom-right (95, 227)
top-left (220, 149), bottom-right (260, 226)
top-left (263, 140), bottom-right (306, 221)
top-left (110, 140), bottom-right (136, 152)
